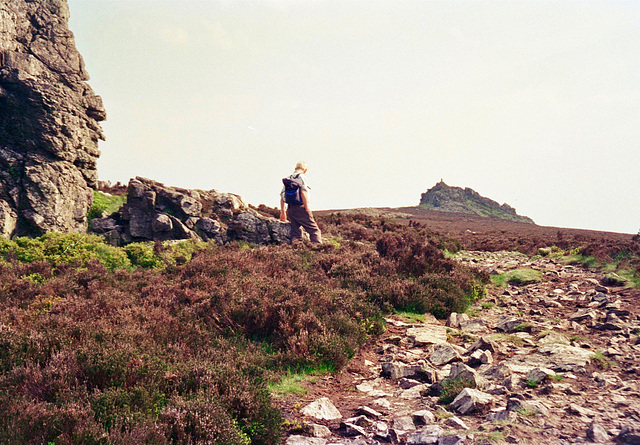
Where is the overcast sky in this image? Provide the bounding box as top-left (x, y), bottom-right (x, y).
top-left (67, 0), bottom-right (639, 234)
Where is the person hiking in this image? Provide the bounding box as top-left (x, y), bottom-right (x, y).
top-left (280, 161), bottom-right (322, 244)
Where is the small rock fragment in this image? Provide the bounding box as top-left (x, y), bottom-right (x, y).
top-left (587, 421), bottom-right (610, 443)
top-left (301, 397), bottom-right (342, 421)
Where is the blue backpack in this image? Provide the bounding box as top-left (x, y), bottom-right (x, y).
top-left (282, 174), bottom-right (304, 206)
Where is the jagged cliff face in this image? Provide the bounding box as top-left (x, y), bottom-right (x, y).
top-left (0, 0), bottom-right (105, 237)
top-left (420, 181), bottom-right (534, 224)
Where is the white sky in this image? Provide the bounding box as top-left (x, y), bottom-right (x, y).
top-left (67, 0), bottom-right (640, 234)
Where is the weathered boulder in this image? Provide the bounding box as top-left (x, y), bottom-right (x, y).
top-left (450, 388), bottom-right (494, 415)
top-left (90, 177), bottom-right (291, 245)
top-left (0, 0), bottom-right (105, 236)
top-left (301, 397), bottom-right (342, 421)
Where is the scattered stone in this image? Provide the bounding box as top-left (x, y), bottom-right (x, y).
top-left (407, 325), bottom-right (448, 345)
top-left (525, 367), bottom-right (555, 385)
top-left (447, 312), bottom-right (470, 329)
top-left (301, 398), bottom-right (342, 421)
top-left (495, 316), bottom-right (527, 333)
top-left (381, 362), bottom-right (423, 380)
top-left (460, 318), bottom-right (489, 334)
top-left (406, 425), bottom-right (444, 445)
top-left (450, 388), bottom-right (494, 415)
top-left (617, 426), bottom-right (640, 445)
top-left (310, 424), bottom-right (332, 438)
top-left (438, 434), bottom-right (466, 445)
top-left (393, 415), bottom-right (416, 431)
top-left (286, 436), bottom-right (327, 445)
top-left (444, 416), bottom-right (469, 430)
top-left (341, 421), bottom-right (367, 437)
top-left (467, 349), bottom-right (493, 367)
top-left (429, 343), bottom-right (462, 366)
top-left (566, 403), bottom-right (598, 418)
top-left (486, 407), bottom-right (517, 422)
top-left (587, 421), bottom-right (610, 443)
top-left (602, 273), bottom-right (628, 287)
top-left (412, 409), bottom-right (436, 425)
top-left (469, 336), bottom-right (500, 354)
top-left (449, 363), bottom-right (489, 390)
top-left (538, 331), bottom-right (570, 345)
top-left (356, 406), bottom-right (382, 419)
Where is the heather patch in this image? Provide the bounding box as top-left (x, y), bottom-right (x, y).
top-left (0, 214), bottom-right (486, 443)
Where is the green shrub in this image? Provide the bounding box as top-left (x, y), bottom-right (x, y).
top-left (124, 242), bottom-right (165, 269)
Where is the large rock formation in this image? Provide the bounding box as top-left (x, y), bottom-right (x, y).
top-left (420, 181), bottom-right (534, 224)
top-left (0, 0), bottom-right (105, 237)
top-left (91, 177), bottom-right (291, 246)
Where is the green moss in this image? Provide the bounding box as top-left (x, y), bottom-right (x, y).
top-left (88, 190), bottom-right (126, 221)
top-left (491, 268), bottom-right (543, 287)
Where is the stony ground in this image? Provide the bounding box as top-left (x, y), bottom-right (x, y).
top-left (279, 251), bottom-right (640, 445)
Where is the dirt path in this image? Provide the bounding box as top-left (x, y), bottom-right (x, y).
top-left (279, 251), bottom-right (640, 445)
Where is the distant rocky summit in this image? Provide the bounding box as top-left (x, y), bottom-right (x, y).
top-left (91, 177), bottom-right (291, 246)
top-left (0, 0), bottom-right (105, 237)
top-left (420, 181), bottom-right (534, 224)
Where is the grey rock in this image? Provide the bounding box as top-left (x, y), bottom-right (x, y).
top-left (444, 416), bottom-right (469, 430)
top-left (407, 325), bottom-right (448, 345)
top-left (438, 435), bottom-right (466, 445)
top-left (152, 213), bottom-right (173, 232)
top-left (429, 343), bottom-right (462, 366)
top-left (412, 409), bottom-right (436, 425)
top-left (587, 421), bottom-right (610, 443)
top-left (309, 424), bottom-right (331, 438)
top-left (450, 388), bottom-right (494, 415)
top-left (301, 397), bottom-right (342, 421)
top-left (286, 436), bottom-right (327, 445)
top-left (92, 177), bottom-right (290, 245)
top-left (356, 406), bottom-right (383, 419)
top-left (525, 367), bottom-right (555, 385)
top-left (602, 272), bottom-right (627, 287)
top-left (90, 217), bottom-right (119, 234)
top-left (393, 415), bottom-right (416, 431)
top-left (449, 363), bottom-right (489, 390)
top-left (446, 312), bottom-right (470, 329)
top-left (486, 407), bottom-right (517, 422)
top-left (0, 0), bottom-right (105, 237)
top-left (406, 425), bottom-right (444, 445)
top-left (469, 336), bottom-right (500, 354)
top-left (381, 362), bottom-right (423, 380)
top-left (459, 318), bottom-right (489, 334)
top-left (341, 422), bottom-right (367, 437)
top-left (495, 316), bottom-right (526, 333)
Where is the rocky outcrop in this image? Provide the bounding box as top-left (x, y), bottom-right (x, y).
top-left (419, 181), bottom-right (534, 224)
top-left (0, 0), bottom-right (105, 237)
top-left (91, 177), bottom-right (291, 245)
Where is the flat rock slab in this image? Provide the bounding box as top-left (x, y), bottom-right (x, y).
top-left (301, 397), bottom-right (342, 421)
top-left (407, 325), bottom-right (448, 345)
top-left (286, 436), bottom-right (327, 445)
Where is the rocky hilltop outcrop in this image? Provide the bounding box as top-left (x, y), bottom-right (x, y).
top-left (91, 177), bottom-right (291, 246)
top-left (420, 181), bottom-right (534, 224)
top-left (0, 0), bottom-right (105, 237)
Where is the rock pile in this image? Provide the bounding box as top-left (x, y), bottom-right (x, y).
top-left (283, 251), bottom-right (640, 444)
top-left (0, 0), bottom-right (105, 237)
top-left (90, 177), bottom-right (290, 245)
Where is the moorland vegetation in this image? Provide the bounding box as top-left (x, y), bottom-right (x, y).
top-left (0, 214), bottom-right (487, 445)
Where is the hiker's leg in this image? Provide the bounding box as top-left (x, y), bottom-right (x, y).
top-left (299, 210), bottom-right (322, 244)
top-left (286, 207), bottom-right (303, 242)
